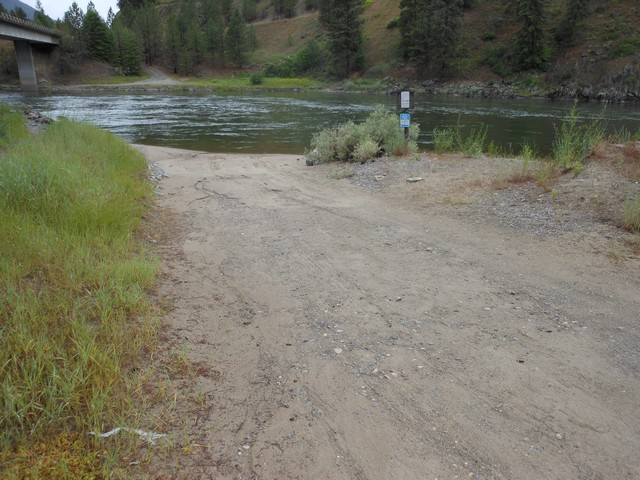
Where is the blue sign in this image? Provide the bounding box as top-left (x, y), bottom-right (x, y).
top-left (400, 113), bottom-right (411, 128)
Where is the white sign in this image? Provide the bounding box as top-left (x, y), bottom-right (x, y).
top-left (400, 113), bottom-right (411, 128)
top-left (400, 91), bottom-right (411, 109)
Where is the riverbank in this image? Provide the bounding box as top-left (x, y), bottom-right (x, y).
top-left (3, 74), bottom-right (639, 103)
top-left (136, 144), bottom-right (639, 478)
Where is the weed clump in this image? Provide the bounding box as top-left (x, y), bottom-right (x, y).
top-left (432, 119), bottom-right (487, 157)
top-left (306, 107), bottom-right (419, 165)
top-left (552, 103), bottom-right (606, 172)
top-left (622, 197), bottom-right (640, 233)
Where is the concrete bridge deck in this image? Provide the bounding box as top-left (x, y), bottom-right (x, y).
top-left (0, 13), bottom-right (59, 88)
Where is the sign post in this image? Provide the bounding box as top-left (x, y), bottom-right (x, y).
top-left (396, 90), bottom-right (414, 140)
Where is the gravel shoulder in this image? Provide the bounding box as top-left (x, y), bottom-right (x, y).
top-left (137, 145), bottom-right (640, 480)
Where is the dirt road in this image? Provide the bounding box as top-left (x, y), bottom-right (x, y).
top-left (137, 146), bottom-right (640, 479)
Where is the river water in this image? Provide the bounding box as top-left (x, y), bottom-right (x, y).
top-left (2, 90), bottom-right (639, 156)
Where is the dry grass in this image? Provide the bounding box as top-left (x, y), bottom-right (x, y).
top-left (490, 158), bottom-right (547, 191)
top-left (362, 0), bottom-right (401, 69)
top-left (253, 13), bottom-right (321, 64)
top-left (591, 142), bottom-right (640, 181)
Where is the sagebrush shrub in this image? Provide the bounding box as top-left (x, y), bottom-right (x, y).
top-left (306, 107), bottom-right (419, 164)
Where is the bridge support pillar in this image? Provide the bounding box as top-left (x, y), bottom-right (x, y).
top-left (13, 40), bottom-right (37, 89)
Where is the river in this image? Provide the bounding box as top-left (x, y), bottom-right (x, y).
top-left (1, 90), bottom-right (639, 156)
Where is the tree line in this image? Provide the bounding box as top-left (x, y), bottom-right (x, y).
top-left (0, 0), bottom-right (260, 77)
top-left (0, 0), bottom-right (598, 81)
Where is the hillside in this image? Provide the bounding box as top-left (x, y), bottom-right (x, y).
top-left (1, 0), bottom-right (638, 101)
top-left (0, 0), bottom-right (36, 18)
top-left (250, 0), bottom-right (640, 101)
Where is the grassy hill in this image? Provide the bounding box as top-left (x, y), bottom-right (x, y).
top-left (250, 0), bottom-right (640, 100)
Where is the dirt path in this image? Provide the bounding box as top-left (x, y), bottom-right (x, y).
top-left (137, 146), bottom-right (640, 480)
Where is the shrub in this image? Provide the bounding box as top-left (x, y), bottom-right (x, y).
top-left (459, 124), bottom-right (487, 157)
top-left (353, 136), bottom-right (380, 162)
top-left (386, 18), bottom-right (400, 29)
top-left (432, 119), bottom-right (487, 157)
top-left (433, 126), bottom-right (456, 153)
top-left (306, 107), bottom-right (419, 164)
top-left (520, 142), bottom-right (535, 161)
top-left (335, 120), bottom-right (366, 161)
top-left (250, 72), bottom-right (263, 85)
top-left (264, 56), bottom-right (297, 77)
top-left (483, 44), bottom-right (509, 77)
top-left (552, 104), bottom-right (606, 172)
top-left (487, 140), bottom-right (509, 157)
top-left (264, 41), bottom-right (326, 78)
top-left (482, 31), bottom-right (497, 41)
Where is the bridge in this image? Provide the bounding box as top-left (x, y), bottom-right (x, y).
top-left (0, 13), bottom-right (59, 89)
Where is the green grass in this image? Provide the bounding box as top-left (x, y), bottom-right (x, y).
top-left (341, 78), bottom-right (392, 91)
top-left (0, 104), bottom-right (29, 150)
top-left (79, 72), bottom-right (151, 85)
top-left (0, 114), bottom-right (159, 477)
top-left (181, 75), bottom-right (325, 90)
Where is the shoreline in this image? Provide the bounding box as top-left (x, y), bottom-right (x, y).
top-left (2, 78), bottom-right (639, 103)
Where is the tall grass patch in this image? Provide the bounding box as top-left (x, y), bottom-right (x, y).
top-left (0, 118), bottom-right (159, 476)
top-left (0, 104), bottom-right (29, 150)
top-left (432, 119), bottom-right (488, 157)
top-left (552, 104), bottom-right (606, 172)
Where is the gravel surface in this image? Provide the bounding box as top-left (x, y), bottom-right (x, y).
top-left (135, 145), bottom-right (639, 480)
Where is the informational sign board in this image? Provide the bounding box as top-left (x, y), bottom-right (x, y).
top-left (396, 90), bottom-right (415, 110)
top-left (400, 91), bottom-right (411, 109)
top-left (400, 113), bottom-right (411, 128)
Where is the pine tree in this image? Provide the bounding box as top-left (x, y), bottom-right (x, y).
top-left (164, 15), bottom-right (181, 73)
top-left (205, 17), bottom-right (226, 67)
top-left (83, 5), bottom-right (116, 63)
top-left (221, 0), bottom-right (233, 21)
top-left (11, 7), bottom-right (28, 20)
top-left (242, 0), bottom-right (257, 22)
top-left (107, 7), bottom-right (115, 28)
top-left (186, 19), bottom-right (205, 65)
top-left (514, 0), bottom-right (548, 70)
top-left (273, 0), bottom-right (296, 18)
top-left (399, 0), bottom-right (463, 74)
top-left (319, 0), bottom-right (365, 78)
top-left (113, 24), bottom-right (141, 75)
top-left (555, 0), bottom-right (589, 46)
top-left (225, 8), bottom-right (249, 66)
top-left (64, 2), bottom-right (84, 31)
top-left (134, 4), bottom-right (162, 64)
top-left (59, 2), bottom-right (86, 72)
top-left (34, 1), bottom-right (55, 28)
top-left (429, 0), bottom-right (463, 73)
